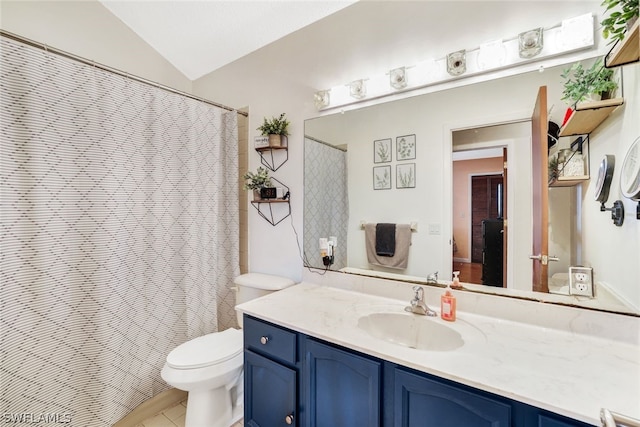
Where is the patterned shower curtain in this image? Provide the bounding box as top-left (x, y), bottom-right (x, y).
top-left (0, 37), bottom-right (239, 426)
top-left (304, 137), bottom-right (349, 270)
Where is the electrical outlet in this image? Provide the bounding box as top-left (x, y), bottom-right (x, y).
top-left (569, 266), bottom-right (594, 297)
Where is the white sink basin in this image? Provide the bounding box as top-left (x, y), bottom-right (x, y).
top-left (357, 312), bottom-right (464, 351)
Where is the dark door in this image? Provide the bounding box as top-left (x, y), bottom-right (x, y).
top-left (471, 174), bottom-right (503, 263)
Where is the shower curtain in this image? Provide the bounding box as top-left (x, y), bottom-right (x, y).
top-left (1, 37), bottom-right (239, 426)
top-left (303, 137), bottom-right (348, 269)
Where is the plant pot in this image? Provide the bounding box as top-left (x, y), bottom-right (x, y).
top-left (252, 189), bottom-right (262, 201)
top-left (268, 134), bottom-right (288, 148)
top-left (577, 93), bottom-right (601, 107)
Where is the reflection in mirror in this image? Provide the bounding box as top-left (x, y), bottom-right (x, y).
top-left (304, 62), bottom-right (639, 316)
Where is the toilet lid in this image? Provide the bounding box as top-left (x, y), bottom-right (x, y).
top-left (166, 328), bottom-right (243, 369)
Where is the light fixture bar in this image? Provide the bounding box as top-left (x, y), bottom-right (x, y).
top-left (315, 13), bottom-right (595, 110)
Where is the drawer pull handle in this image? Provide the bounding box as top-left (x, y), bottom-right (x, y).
top-left (260, 336), bottom-right (269, 345)
top-left (285, 414), bottom-right (294, 425)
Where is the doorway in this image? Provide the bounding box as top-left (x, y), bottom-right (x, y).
top-left (471, 174), bottom-right (503, 263)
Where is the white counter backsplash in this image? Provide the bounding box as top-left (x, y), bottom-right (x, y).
top-left (237, 270), bottom-right (640, 426)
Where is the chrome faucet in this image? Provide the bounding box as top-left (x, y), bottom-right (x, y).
top-left (405, 286), bottom-right (437, 316)
top-left (426, 271), bottom-right (439, 284)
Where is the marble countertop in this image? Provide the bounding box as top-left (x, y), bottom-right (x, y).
top-left (237, 282), bottom-right (640, 426)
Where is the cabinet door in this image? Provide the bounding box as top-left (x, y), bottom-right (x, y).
top-left (245, 350), bottom-right (297, 427)
top-left (304, 338), bottom-right (381, 427)
top-left (393, 367), bottom-right (511, 427)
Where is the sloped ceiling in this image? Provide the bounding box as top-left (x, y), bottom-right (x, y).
top-left (100, 0), bottom-right (357, 80)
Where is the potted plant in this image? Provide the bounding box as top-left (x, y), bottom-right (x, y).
top-left (600, 0), bottom-right (639, 43)
top-left (560, 58), bottom-right (618, 105)
top-left (257, 113), bottom-right (290, 148)
top-left (243, 167), bottom-right (273, 200)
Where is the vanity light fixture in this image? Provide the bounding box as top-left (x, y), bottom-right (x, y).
top-left (446, 50), bottom-right (466, 76)
top-left (389, 67), bottom-right (408, 90)
top-left (557, 13), bottom-right (594, 51)
top-left (314, 90), bottom-right (330, 110)
top-left (477, 39), bottom-right (506, 70)
top-left (313, 12), bottom-right (595, 110)
top-left (518, 28), bottom-right (544, 58)
top-left (348, 79), bottom-right (367, 99)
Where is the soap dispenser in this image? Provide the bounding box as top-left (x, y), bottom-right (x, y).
top-left (451, 270), bottom-right (462, 289)
top-left (441, 280), bottom-right (457, 322)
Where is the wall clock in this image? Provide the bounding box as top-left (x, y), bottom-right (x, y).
top-left (620, 136), bottom-right (640, 201)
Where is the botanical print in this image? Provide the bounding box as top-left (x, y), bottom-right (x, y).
top-left (396, 163), bottom-right (416, 188)
top-left (373, 138), bottom-right (392, 163)
top-left (373, 165), bottom-right (391, 190)
top-left (396, 134), bottom-right (416, 160)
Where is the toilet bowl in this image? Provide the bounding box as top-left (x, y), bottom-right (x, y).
top-left (161, 273), bottom-right (295, 427)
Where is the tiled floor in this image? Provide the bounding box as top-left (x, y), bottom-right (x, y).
top-left (136, 400), bottom-right (243, 427)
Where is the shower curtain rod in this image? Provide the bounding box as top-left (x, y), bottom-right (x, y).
top-left (0, 29), bottom-right (248, 117)
top-left (304, 134), bottom-right (347, 152)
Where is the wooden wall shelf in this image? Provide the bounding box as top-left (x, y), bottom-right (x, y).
top-left (256, 146), bottom-right (288, 172)
top-left (605, 20), bottom-right (639, 68)
top-left (559, 98), bottom-right (624, 137)
top-left (549, 175), bottom-right (590, 187)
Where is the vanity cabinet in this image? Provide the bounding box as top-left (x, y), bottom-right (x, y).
top-left (303, 338), bottom-right (381, 427)
top-left (243, 316), bottom-right (299, 426)
top-left (244, 315), bottom-right (595, 427)
top-left (388, 365), bottom-right (511, 426)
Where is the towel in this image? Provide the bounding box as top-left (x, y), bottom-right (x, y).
top-left (364, 223), bottom-right (412, 269)
top-left (375, 223), bottom-right (396, 256)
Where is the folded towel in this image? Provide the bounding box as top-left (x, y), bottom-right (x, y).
top-left (375, 223), bottom-right (396, 256)
top-left (364, 223), bottom-right (412, 270)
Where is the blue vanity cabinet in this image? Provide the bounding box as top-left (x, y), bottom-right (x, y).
top-left (243, 315), bottom-right (299, 427)
top-left (387, 364), bottom-right (512, 427)
top-left (302, 337), bottom-right (382, 427)
top-left (519, 407), bottom-right (594, 427)
top-left (243, 315), bottom-right (595, 427)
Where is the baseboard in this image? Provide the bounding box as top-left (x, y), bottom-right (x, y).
top-left (112, 388), bottom-right (187, 427)
top-left (453, 257), bottom-right (471, 263)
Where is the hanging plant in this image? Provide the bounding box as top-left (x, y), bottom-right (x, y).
top-left (600, 0), bottom-right (639, 43)
top-left (560, 58), bottom-right (618, 104)
top-left (242, 167), bottom-right (273, 190)
top-left (257, 113), bottom-right (290, 136)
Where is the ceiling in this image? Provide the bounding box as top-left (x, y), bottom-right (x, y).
top-left (99, 0), bottom-right (357, 80)
top-left (100, 0), bottom-right (602, 89)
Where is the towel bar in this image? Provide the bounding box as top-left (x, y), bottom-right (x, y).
top-left (601, 408), bottom-right (640, 427)
top-left (360, 221), bottom-right (418, 231)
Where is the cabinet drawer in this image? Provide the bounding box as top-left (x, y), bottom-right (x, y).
top-left (244, 315), bottom-right (297, 364)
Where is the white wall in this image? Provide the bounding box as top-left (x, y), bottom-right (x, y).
top-left (192, 58), bottom-right (317, 283)
top-left (581, 64), bottom-right (640, 310)
top-left (0, 0), bottom-right (191, 93)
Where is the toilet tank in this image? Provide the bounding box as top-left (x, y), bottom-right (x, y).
top-left (234, 273), bottom-right (295, 327)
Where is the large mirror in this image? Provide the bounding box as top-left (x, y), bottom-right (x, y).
top-left (304, 62), bottom-right (639, 316)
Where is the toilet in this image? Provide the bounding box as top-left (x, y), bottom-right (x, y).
top-left (161, 273), bottom-right (295, 427)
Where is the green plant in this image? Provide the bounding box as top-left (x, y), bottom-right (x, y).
top-left (257, 113), bottom-right (290, 136)
top-left (600, 0), bottom-right (639, 42)
top-left (560, 58), bottom-right (618, 104)
top-left (243, 167), bottom-right (273, 190)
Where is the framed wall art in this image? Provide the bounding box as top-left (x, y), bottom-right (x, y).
top-left (396, 134), bottom-right (416, 160)
top-left (396, 163), bottom-right (416, 189)
top-left (373, 165), bottom-right (392, 190)
top-left (373, 138), bottom-right (392, 163)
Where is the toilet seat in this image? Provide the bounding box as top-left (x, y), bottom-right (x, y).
top-left (166, 328), bottom-right (242, 369)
